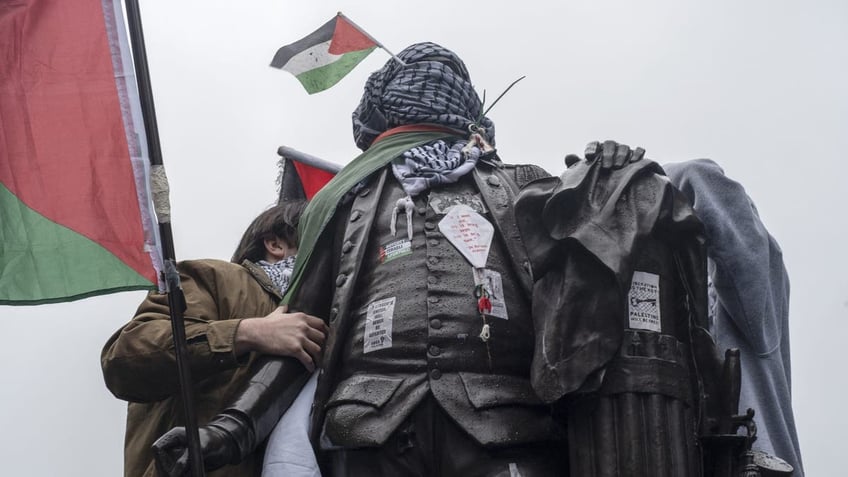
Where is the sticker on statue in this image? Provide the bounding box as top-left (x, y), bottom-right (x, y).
top-left (364, 296), bottom-right (395, 353)
top-left (437, 204), bottom-right (493, 268)
top-left (628, 271), bottom-right (661, 332)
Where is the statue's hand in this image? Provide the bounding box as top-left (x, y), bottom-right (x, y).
top-left (152, 426), bottom-right (190, 477)
top-left (152, 414), bottom-right (246, 476)
top-left (582, 140), bottom-right (645, 169)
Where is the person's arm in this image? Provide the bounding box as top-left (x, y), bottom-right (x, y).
top-left (101, 260), bottom-right (326, 403)
top-left (101, 261), bottom-right (244, 402)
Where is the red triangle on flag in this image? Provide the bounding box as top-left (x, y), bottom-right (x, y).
top-left (328, 16), bottom-right (377, 55)
top-left (292, 161), bottom-right (337, 200)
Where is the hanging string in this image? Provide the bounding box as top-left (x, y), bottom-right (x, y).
top-left (474, 279), bottom-right (494, 370)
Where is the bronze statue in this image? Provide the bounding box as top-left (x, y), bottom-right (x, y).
top-left (152, 43), bottom-right (791, 477)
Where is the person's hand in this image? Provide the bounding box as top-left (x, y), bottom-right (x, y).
top-left (583, 140), bottom-right (645, 169)
top-left (152, 414), bottom-right (247, 476)
top-left (235, 306), bottom-right (327, 371)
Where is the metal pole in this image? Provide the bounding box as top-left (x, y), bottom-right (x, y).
top-left (123, 1), bottom-right (206, 475)
top-left (277, 145), bottom-right (341, 174)
top-left (337, 12), bottom-right (405, 65)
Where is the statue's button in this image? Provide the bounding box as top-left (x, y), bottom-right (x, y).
top-left (335, 274), bottom-right (347, 287)
top-left (487, 176), bottom-right (501, 187)
top-left (427, 275), bottom-right (438, 285)
top-left (329, 307), bottom-right (339, 322)
top-left (417, 206), bottom-right (427, 215)
top-left (428, 345), bottom-right (441, 356)
top-left (428, 239), bottom-right (439, 247)
top-left (358, 187), bottom-right (371, 197)
top-left (424, 221), bottom-right (436, 230)
top-left (350, 210), bottom-right (362, 222)
top-left (430, 318), bottom-right (442, 329)
top-left (427, 296), bottom-right (439, 304)
top-left (427, 256), bottom-right (439, 265)
top-left (430, 369), bottom-right (442, 380)
top-left (341, 241), bottom-right (353, 253)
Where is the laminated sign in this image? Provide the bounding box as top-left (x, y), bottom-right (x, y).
top-left (364, 297), bottom-right (395, 353)
top-left (438, 204), bottom-right (493, 268)
top-left (628, 271), bottom-right (661, 332)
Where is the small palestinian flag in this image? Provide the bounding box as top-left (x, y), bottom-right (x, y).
top-left (276, 145), bottom-right (340, 201)
top-left (270, 13), bottom-right (379, 94)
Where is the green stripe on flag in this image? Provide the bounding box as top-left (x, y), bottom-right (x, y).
top-left (295, 47), bottom-right (376, 94)
top-left (0, 183), bottom-right (155, 305)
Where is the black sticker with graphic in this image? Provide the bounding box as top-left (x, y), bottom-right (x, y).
top-left (379, 239), bottom-right (412, 264)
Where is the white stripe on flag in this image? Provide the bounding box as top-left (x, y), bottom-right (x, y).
top-left (280, 40), bottom-right (343, 76)
top-left (105, 0), bottom-right (165, 290)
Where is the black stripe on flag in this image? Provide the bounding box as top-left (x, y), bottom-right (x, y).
top-left (270, 17), bottom-right (337, 68)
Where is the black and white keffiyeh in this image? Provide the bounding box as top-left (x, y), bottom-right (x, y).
top-left (352, 42), bottom-right (496, 195)
top-left (352, 42), bottom-right (495, 151)
top-left (391, 139), bottom-right (480, 196)
top-left (258, 255), bottom-right (296, 295)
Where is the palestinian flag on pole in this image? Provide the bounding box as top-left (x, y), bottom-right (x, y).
top-left (0, 0), bottom-right (162, 305)
top-left (277, 145), bottom-right (340, 202)
top-left (270, 13), bottom-right (379, 94)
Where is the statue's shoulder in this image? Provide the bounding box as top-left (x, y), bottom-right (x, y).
top-left (498, 161), bottom-right (552, 189)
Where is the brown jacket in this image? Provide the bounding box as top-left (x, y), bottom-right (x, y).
top-left (101, 259), bottom-right (282, 477)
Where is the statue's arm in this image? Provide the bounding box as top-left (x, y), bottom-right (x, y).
top-left (152, 228), bottom-right (337, 476)
top-left (152, 356), bottom-right (311, 476)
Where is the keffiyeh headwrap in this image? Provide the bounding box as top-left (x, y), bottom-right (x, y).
top-left (352, 42), bottom-right (495, 150)
top-left (352, 43), bottom-right (495, 195)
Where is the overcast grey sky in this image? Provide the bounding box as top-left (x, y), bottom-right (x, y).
top-left (1, 1), bottom-right (846, 475)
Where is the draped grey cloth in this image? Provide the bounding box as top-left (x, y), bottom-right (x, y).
top-left (664, 159), bottom-right (803, 476)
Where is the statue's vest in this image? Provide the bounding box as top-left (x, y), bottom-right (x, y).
top-left (320, 165), bottom-right (559, 449)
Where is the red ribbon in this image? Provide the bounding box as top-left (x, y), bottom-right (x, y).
top-left (478, 296), bottom-right (492, 314)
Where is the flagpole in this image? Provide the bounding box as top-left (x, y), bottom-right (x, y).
top-left (123, 1), bottom-right (206, 476)
top-left (337, 12), bottom-right (406, 66)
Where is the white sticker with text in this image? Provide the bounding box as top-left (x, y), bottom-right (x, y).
top-left (438, 204), bottom-right (493, 268)
top-left (628, 271), bottom-right (661, 332)
top-left (364, 297), bottom-right (395, 354)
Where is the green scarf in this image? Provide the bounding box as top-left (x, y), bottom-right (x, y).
top-left (282, 131), bottom-right (456, 304)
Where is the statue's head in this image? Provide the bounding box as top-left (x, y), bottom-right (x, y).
top-left (352, 42), bottom-right (494, 151)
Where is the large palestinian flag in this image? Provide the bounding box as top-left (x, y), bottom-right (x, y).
top-left (270, 13), bottom-right (378, 94)
top-left (0, 0), bottom-right (162, 305)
